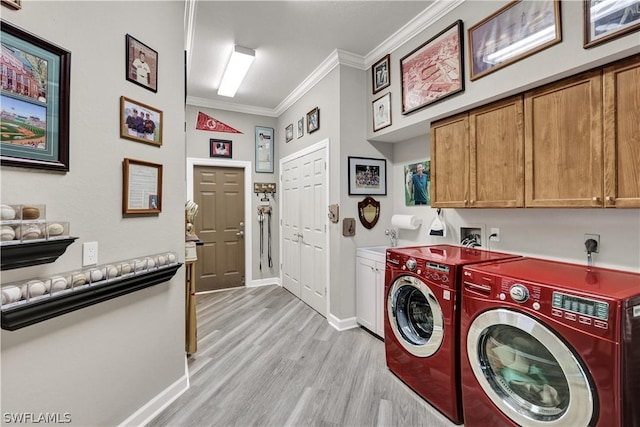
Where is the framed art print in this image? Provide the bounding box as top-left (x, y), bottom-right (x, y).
top-left (469, 0), bottom-right (561, 80)
top-left (372, 54), bottom-right (390, 94)
top-left (401, 20), bottom-right (464, 114)
top-left (1, 0), bottom-right (21, 9)
top-left (583, 0), bottom-right (640, 48)
top-left (126, 34), bottom-right (158, 92)
top-left (372, 92), bottom-right (391, 132)
top-left (120, 96), bottom-right (163, 147)
top-left (255, 126), bottom-right (274, 173)
top-left (210, 139), bottom-right (232, 158)
top-left (123, 158), bottom-right (162, 215)
top-left (0, 20), bottom-right (71, 172)
top-left (307, 107), bottom-right (320, 133)
top-left (297, 117), bottom-right (304, 138)
top-left (285, 123), bottom-right (293, 143)
top-left (348, 156), bottom-right (387, 196)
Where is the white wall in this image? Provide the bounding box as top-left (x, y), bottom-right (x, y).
top-left (184, 106), bottom-right (278, 283)
top-left (1, 2), bottom-right (186, 425)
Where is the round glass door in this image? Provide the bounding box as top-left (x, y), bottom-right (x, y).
top-left (467, 309), bottom-right (594, 426)
top-left (387, 275), bottom-right (444, 357)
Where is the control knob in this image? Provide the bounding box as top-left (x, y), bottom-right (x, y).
top-left (509, 284), bottom-right (529, 303)
top-left (406, 258), bottom-right (417, 271)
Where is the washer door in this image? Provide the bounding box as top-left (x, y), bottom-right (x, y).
top-left (467, 309), bottom-right (594, 426)
top-left (387, 275), bottom-right (444, 358)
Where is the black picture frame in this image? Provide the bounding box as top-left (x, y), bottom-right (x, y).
top-left (307, 107), bottom-right (320, 133)
top-left (126, 34), bottom-right (158, 92)
top-left (210, 139), bottom-right (232, 158)
top-left (372, 54), bottom-right (390, 94)
top-left (348, 156), bottom-right (387, 196)
top-left (0, 20), bottom-right (71, 172)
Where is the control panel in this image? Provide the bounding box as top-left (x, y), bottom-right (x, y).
top-left (552, 292), bottom-right (609, 321)
top-left (387, 251), bottom-right (454, 289)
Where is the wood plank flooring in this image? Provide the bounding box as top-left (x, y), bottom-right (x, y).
top-left (151, 285), bottom-right (458, 427)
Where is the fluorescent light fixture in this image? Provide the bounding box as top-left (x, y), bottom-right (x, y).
top-left (484, 25), bottom-right (555, 65)
top-left (217, 45), bottom-right (255, 97)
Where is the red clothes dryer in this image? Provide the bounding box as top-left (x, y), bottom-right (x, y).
top-left (460, 257), bottom-right (640, 427)
top-left (384, 245), bottom-right (520, 424)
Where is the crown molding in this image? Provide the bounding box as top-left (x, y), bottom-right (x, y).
top-left (365, 0), bottom-right (465, 66)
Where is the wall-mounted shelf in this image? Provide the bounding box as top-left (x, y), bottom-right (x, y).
top-left (1, 237), bottom-right (78, 271)
top-left (1, 263), bottom-right (182, 331)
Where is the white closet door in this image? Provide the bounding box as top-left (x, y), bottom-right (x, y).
top-left (282, 157), bottom-right (301, 297)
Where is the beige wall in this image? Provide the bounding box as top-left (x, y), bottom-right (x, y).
top-left (1, 2), bottom-right (186, 425)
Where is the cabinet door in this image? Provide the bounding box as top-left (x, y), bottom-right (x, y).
top-left (375, 260), bottom-right (385, 339)
top-left (603, 55), bottom-right (640, 208)
top-left (431, 113), bottom-right (470, 207)
top-left (524, 70), bottom-right (603, 207)
top-left (356, 256), bottom-right (376, 333)
top-left (469, 96), bottom-right (524, 207)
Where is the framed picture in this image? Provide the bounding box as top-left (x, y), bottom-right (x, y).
top-left (469, 0), bottom-right (561, 81)
top-left (404, 161), bottom-right (431, 206)
top-left (210, 138), bottom-right (232, 158)
top-left (348, 156), bottom-right (387, 196)
top-left (1, 0), bottom-right (21, 9)
top-left (401, 20), bottom-right (464, 115)
top-left (307, 107), bottom-right (320, 133)
top-left (120, 96), bottom-right (162, 147)
top-left (126, 34), bottom-right (158, 92)
top-left (122, 158), bottom-right (162, 215)
top-left (0, 20), bottom-right (70, 172)
top-left (372, 54), bottom-right (390, 94)
top-left (372, 92), bottom-right (392, 132)
top-left (297, 117), bottom-right (304, 138)
top-left (255, 126), bottom-right (274, 173)
top-left (583, 0), bottom-right (640, 48)
top-left (285, 123), bottom-right (293, 143)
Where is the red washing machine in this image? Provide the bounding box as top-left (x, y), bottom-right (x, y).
top-left (460, 257), bottom-right (640, 427)
top-left (384, 245), bottom-right (520, 424)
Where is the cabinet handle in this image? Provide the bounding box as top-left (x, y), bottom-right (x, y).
top-left (606, 196), bottom-right (615, 202)
top-left (470, 199), bottom-right (475, 205)
top-left (592, 196), bottom-right (600, 202)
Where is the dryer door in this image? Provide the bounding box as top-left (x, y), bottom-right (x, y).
top-left (387, 275), bottom-right (444, 357)
top-left (466, 308), bottom-right (594, 427)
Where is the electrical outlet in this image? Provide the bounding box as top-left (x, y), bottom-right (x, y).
top-left (490, 228), bottom-right (500, 242)
top-left (584, 234), bottom-right (600, 253)
top-left (83, 241), bottom-right (98, 266)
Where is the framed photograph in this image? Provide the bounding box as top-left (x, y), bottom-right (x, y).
top-left (255, 126), bottom-right (274, 173)
top-left (348, 156), bottom-right (387, 196)
top-left (122, 158), bottom-right (162, 215)
top-left (120, 96), bottom-right (163, 147)
top-left (307, 107), bottom-right (320, 133)
top-left (297, 117), bottom-right (304, 138)
top-left (0, 20), bottom-right (70, 172)
top-left (404, 160), bottom-right (431, 206)
top-left (372, 54), bottom-right (390, 94)
top-left (210, 138), bottom-right (232, 158)
top-left (285, 123), bottom-right (293, 143)
top-left (372, 92), bottom-right (392, 132)
top-left (1, 0), bottom-right (21, 9)
top-left (401, 20), bottom-right (464, 115)
top-left (126, 34), bottom-right (158, 92)
top-left (469, 0), bottom-right (561, 81)
top-left (583, 0), bottom-right (640, 48)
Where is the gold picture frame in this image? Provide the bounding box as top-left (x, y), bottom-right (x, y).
top-left (123, 158), bottom-right (163, 215)
top-left (120, 96), bottom-right (163, 147)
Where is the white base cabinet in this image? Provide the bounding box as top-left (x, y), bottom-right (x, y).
top-left (356, 248), bottom-right (386, 339)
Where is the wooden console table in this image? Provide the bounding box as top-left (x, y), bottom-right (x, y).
top-left (185, 261), bottom-right (197, 355)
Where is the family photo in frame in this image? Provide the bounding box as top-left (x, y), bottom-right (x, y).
top-left (120, 96), bottom-right (163, 147)
top-left (348, 156), bottom-right (387, 196)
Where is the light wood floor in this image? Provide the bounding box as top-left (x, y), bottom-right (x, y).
top-left (151, 285), bottom-right (458, 427)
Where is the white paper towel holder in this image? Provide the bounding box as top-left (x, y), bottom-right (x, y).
top-left (391, 214), bottom-right (422, 230)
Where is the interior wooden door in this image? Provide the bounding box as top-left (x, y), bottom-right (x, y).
top-left (524, 70), bottom-right (603, 207)
top-left (193, 165), bottom-right (245, 292)
top-left (431, 113), bottom-right (470, 208)
top-left (603, 55), bottom-right (640, 208)
top-left (469, 96), bottom-right (524, 208)
top-left (281, 146), bottom-right (327, 316)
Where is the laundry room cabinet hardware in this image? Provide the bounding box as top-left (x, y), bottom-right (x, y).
top-left (1, 262), bottom-right (181, 331)
top-left (1, 237), bottom-right (78, 271)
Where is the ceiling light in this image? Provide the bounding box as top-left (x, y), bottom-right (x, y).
top-left (484, 25), bottom-right (555, 65)
top-left (217, 45), bottom-right (255, 97)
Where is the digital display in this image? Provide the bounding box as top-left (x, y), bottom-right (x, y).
top-left (426, 262), bottom-right (450, 273)
top-left (552, 292), bottom-right (608, 321)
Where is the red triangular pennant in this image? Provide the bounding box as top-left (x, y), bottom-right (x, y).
top-left (196, 112), bottom-right (243, 134)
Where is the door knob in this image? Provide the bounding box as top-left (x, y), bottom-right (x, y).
top-left (239, 221), bottom-right (244, 227)
top-left (236, 231), bottom-right (244, 237)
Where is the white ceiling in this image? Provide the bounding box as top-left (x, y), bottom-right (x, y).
top-left (185, 1), bottom-right (445, 116)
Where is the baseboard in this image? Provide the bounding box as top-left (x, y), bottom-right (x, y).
top-left (327, 313), bottom-right (359, 331)
top-left (248, 277), bottom-right (281, 288)
top-left (119, 356), bottom-right (190, 426)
